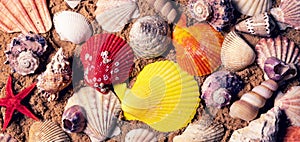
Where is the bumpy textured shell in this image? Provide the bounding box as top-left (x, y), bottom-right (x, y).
top-left (201, 71), bottom-right (244, 108)
top-left (80, 33), bottom-right (134, 93)
top-left (95, 0), bottom-right (140, 32)
top-left (125, 129), bottom-right (157, 142)
top-left (29, 120), bottom-right (70, 142)
top-left (0, 133), bottom-right (17, 142)
top-left (62, 105), bottom-right (86, 133)
top-left (4, 33), bottom-right (47, 75)
top-left (65, 87), bottom-right (121, 141)
top-left (283, 126), bottom-right (300, 142)
top-left (64, 0), bottom-right (81, 9)
top-left (146, 0), bottom-right (178, 23)
top-left (0, 0), bottom-right (52, 33)
top-left (114, 61), bottom-right (200, 132)
top-left (129, 16), bottom-right (170, 58)
top-left (231, 0), bottom-right (272, 16)
top-left (188, 0), bottom-right (212, 22)
top-left (53, 11), bottom-right (93, 44)
top-left (221, 31), bottom-right (256, 71)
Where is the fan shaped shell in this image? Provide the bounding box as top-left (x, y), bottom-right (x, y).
top-left (65, 87), bottom-right (121, 141)
top-left (65, 0), bottom-right (81, 9)
top-left (114, 61), bottom-right (200, 132)
top-left (53, 11), bottom-right (93, 44)
top-left (283, 126), bottom-right (300, 142)
top-left (125, 128), bottom-right (157, 142)
top-left (0, 0), bottom-right (52, 33)
top-left (231, 0), bottom-right (272, 16)
top-left (0, 133), bottom-right (17, 142)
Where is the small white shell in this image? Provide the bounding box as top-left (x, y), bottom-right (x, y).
top-left (125, 129), bottom-right (157, 142)
top-left (231, 0), bottom-right (272, 16)
top-left (188, 0), bottom-right (212, 22)
top-left (53, 11), bottom-right (93, 44)
top-left (64, 0), bottom-right (81, 9)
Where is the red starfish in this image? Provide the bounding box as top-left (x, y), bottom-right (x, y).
top-left (0, 76), bottom-right (39, 131)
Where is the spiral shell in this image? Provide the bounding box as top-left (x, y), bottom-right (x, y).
top-left (125, 129), bottom-right (157, 142)
top-left (231, 0), bottom-right (272, 16)
top-left (188, 0), bottom-right (212, 22)
top-left (146, 0), bottom-right (178, 23)
top-left (62, 105), bottom-right (87, 133)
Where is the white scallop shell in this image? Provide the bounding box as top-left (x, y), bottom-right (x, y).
top-left (221, 31), bottom-right (256, 71)
top-left (231, 0), bottom-right (272, 16)
top-left (64, 87), bottom-right (121, 142)
top-left (64, 0), bottom-right (81, 9)
top-left (125, 129), bottom-right (157, 142)
top-left (53, 11), bottom-right (93, 44)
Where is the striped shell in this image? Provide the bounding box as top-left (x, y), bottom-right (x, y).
top-left (125, 129), bottom-right (157, 142)
top-left (64, 0), bottom-right (81, 9)
top-left (146, 0), bottom-right (178, 23)
top-left (231, 0), bottom-right (272, 16)
top-left (188, 0), bottom-right (212, 22)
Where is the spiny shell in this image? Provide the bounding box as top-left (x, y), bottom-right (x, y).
top-left (95, 0), bottom-right (140, 32)
top-left (62, 105), bottom-right (87, 133)
top-left (65, 87), bottom-right (121, 141)
top-left (187, 0), bottom-right (212, 22)
top-left (235, 12), bottom-right (276, 37)
top-left (283, 126), bottom-right (300, 142)
top-left (0, 133), bottom-right (17, 142)
top-left (231, 0), bottom-right (272, 16)
top-left (65, 0), bottom-right (81, 9)
top-left (221, 31), bottom-right (256, 71)
top-left (146, 0), bottom-right (178, 23)
top-left (53, 11), bottom-right (93, 44)
top-left (125, 129), bottom-right (157, 142)
top-left (201, 71), bottom-right (244, 108)
top-left (0, 0), bottom-right (52, 33)
top-left (29, 120), bottom-right (70, 142)
top-left (4, 33), bottom-right (47, 75)
top-left (129, 16), bottom-right (170, 58)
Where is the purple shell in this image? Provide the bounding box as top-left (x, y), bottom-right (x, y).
top-left (201, 71), bottom-right (243, 108)
top-left (264, 57), bottom-right (297, 82)
top-left (62, 105), bottom-right (87, 133)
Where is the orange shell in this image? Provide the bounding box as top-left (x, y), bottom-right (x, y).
top-left (283, 126), bottom-right (300, 142)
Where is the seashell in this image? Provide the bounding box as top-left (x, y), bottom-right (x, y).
top-left (187, 0), bottom-right (212, 22)
top-left (65, 0), bottom-right (81, 9)
top-left (65, 87), bottom-right (121, 141)
top-left (172, 14), bottom-right (224, 76)
top-left (283, 126), bottom-right (300, 142)
top-left (114, 61), bottom-right (200, 132)
top-left (29, 120), bottom-right (70, 142)
top-left (53, 11), bottom-right (93, 44)
top-left (125, 128), bottom-right (157, 142)
top-left (230, 79), bottom-right (278, 121)
top-left (229, 107), bottom-right (281, 142)
top-left (221, 31), bottom-right (256, 71)
top-left (80, 33), bottom-right (134, 93)
top-left (4, 33), bottom-right (47, 75)
top-left (231, 0), bottom-right (272, 16)
top-left (129, 16), bottom-right (170, 58)
top-left (95, 0), bottom-right (140, 32)
top-left (270, 0), bottom-right (300, 30)
top-left (62, 105), bottom-right (87, 133)
top-left (201, 71), bottom-right (244, 108)
top-left (0, 0), bottom-right (52, 33)
top-left (0, 133), bottom-right (17, 142)
top-left (264, 57), bottom-right (297, 82)
top-left (37, 48), bottom-right (72, 101)
top-left (146, 0), bottom-right (178, 23)
top-left (275, 86), bottom-right (300, 126)
top-left (235, 12), bottom-right (276, 37)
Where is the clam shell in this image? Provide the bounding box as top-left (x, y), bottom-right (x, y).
top-left (0, 0), bottom-right (52, 33)
top-left (114, 61), bottom-right (200, 132)
top-left (80, 33), bottom-right (134, 93)
top-left (187, 0), bottom-right (212, 22)
top-left (65, 0), bottom-right (81, 9)
top-left (53, 11), bottom-right (93, 44)
top-left (65, 87), bottom-right (121, 141)
top-left (129, 16), bottom-right (170, 58)
top-left (29, 120), bottom-right (70, 142)
top-left (0, 133), bottom-right (17, 142)
top-left (146, 0), bottom-right (178, 23)
top-left (95, 0), bottom-right (140, 32)
top-left (231, 0), bottom-right (272, 16)
top-left (283, 126), bottom-right (300, 142)
top-left (125, 129), bottom-right (157, 142)
top-left (221, 31), bottom-right (256, 71)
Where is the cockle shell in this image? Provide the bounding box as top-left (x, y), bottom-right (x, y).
top-left (95, 0), bottom-right (140, 32)
top-left (129, 16), bottom-right (170, 58)
top-left (221, 31), bottom-right (256, 71)
top-left (146, 0), bottom-right (178, 23)
top-left (65, 0), bottom-right (81, 9)
top-left (231, 0), bottom-right (272, 16)
top-left (114, 61), bottom-right (200, 132)
top-left (4, 33), bottom-right (47, 75)
top-left (125, 129), bottom-right (157, 142)
top-left (270, 0), bottom-right (300, 30)
top-left (275, 86), bottom-right (300, 126)
top-left (187, 0), bottom-right (212, 22)
top-left (80, 34), bottom-right (134, 93)
top-left (283, 126), bottom-right (300, 142)
top-left (62, 105), bottom-right (86, 133)
top-left (65, 87), bottom-right (121, 141)
top-left (235, 12), bottom-right (276, 37)
top-left (29, 120), bottom-right (70, 142)
top-left (0, 0), bottom-right (52, 33)
top-left (201, 71), bottom-right (244, 108)
top-left (0, 133), bottom-right (17, 142)
top-left (53, 11), bottom-right (93, 44)
top-left (229, 107), bottom-right (281, 142)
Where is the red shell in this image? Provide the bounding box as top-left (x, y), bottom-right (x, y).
top-left (283, 126), bottom-right (300, 142)
top-left (80, 33), bottom-right (134, 92)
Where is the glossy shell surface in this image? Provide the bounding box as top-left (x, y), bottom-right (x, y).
top-left (62, 105), bottom-right (87, 133)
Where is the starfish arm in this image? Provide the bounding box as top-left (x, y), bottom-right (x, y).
top-left (16, 82), bottom-right (37, 100)
top-left (2, 106), bottom-right (15, 131)
top-left (0, 98), bottom-right (9, 106)
top-left (16, 105), bottom-right (39, 121)
top-left (6, 76), bottom-right (14, 98)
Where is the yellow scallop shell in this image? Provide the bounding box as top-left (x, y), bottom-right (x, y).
top-left (114, 61), bottom-right (200, 132)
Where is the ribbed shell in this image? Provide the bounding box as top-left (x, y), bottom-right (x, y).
top-left (64, 0), bottom-right (81, 9)
top-left (146, 0), bottom-right (178, 23)
top-left (231, 0), bottom-right (272, 16)
top-left (125, 129), bottom-right (157, 142)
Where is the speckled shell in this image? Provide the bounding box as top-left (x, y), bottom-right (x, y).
top-left (53, 11), bottom-right (93, 44)
top-left (65, 87), bottom-right (121, 141)
top-left (201, 71), bottom-right (244, 108)
top-left (283, 126), bottom-right (300, 142)
top-left (129, 16), bottom-right (170, 58)
top-left (0, 133), bottom-right (17, 142)
top-left (29, 120), bottom-right (70, 142)
top-left (0, 0), bottom-right (52, 33)
top-left (235, 12), bottom-right (276, 37)
top-left (62, 105), bottom-right (86, 133)
top-left (146, 0), bottom-right (178, 23)
top-left (188, 0), bottom-right (212, 22)
top-left (270, 0), bottom-right (300, 30)
top-left (4, 33), bottom-right (47, 75)
top-left (221, 31), bottom-right (256, 71)
top-left (231, 0), bottom-right (272, 16)
top-left (64, 0), bottom-right (81, 9)
top-left (125, 129), bottom-right (157, 142)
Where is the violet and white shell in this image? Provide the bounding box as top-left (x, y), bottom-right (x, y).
top-left (4, 33), bottom-right (47, 75)
top-left (125, 129), bottom-right (157, 142)
top-left (231, 0), bottom-right (272, 16)
top-left (146, 0), bottom-right (178, 23)
top-left (201, 71), bottom-right (244, 108)
top-left (62, 105), bottom-right (87, 133)
top-left (129, 16), bottom-right (170, 59)
top-left (264, 57), bottom-right (297, 82)
top-left (187, 0), bottom-right (212, 22)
